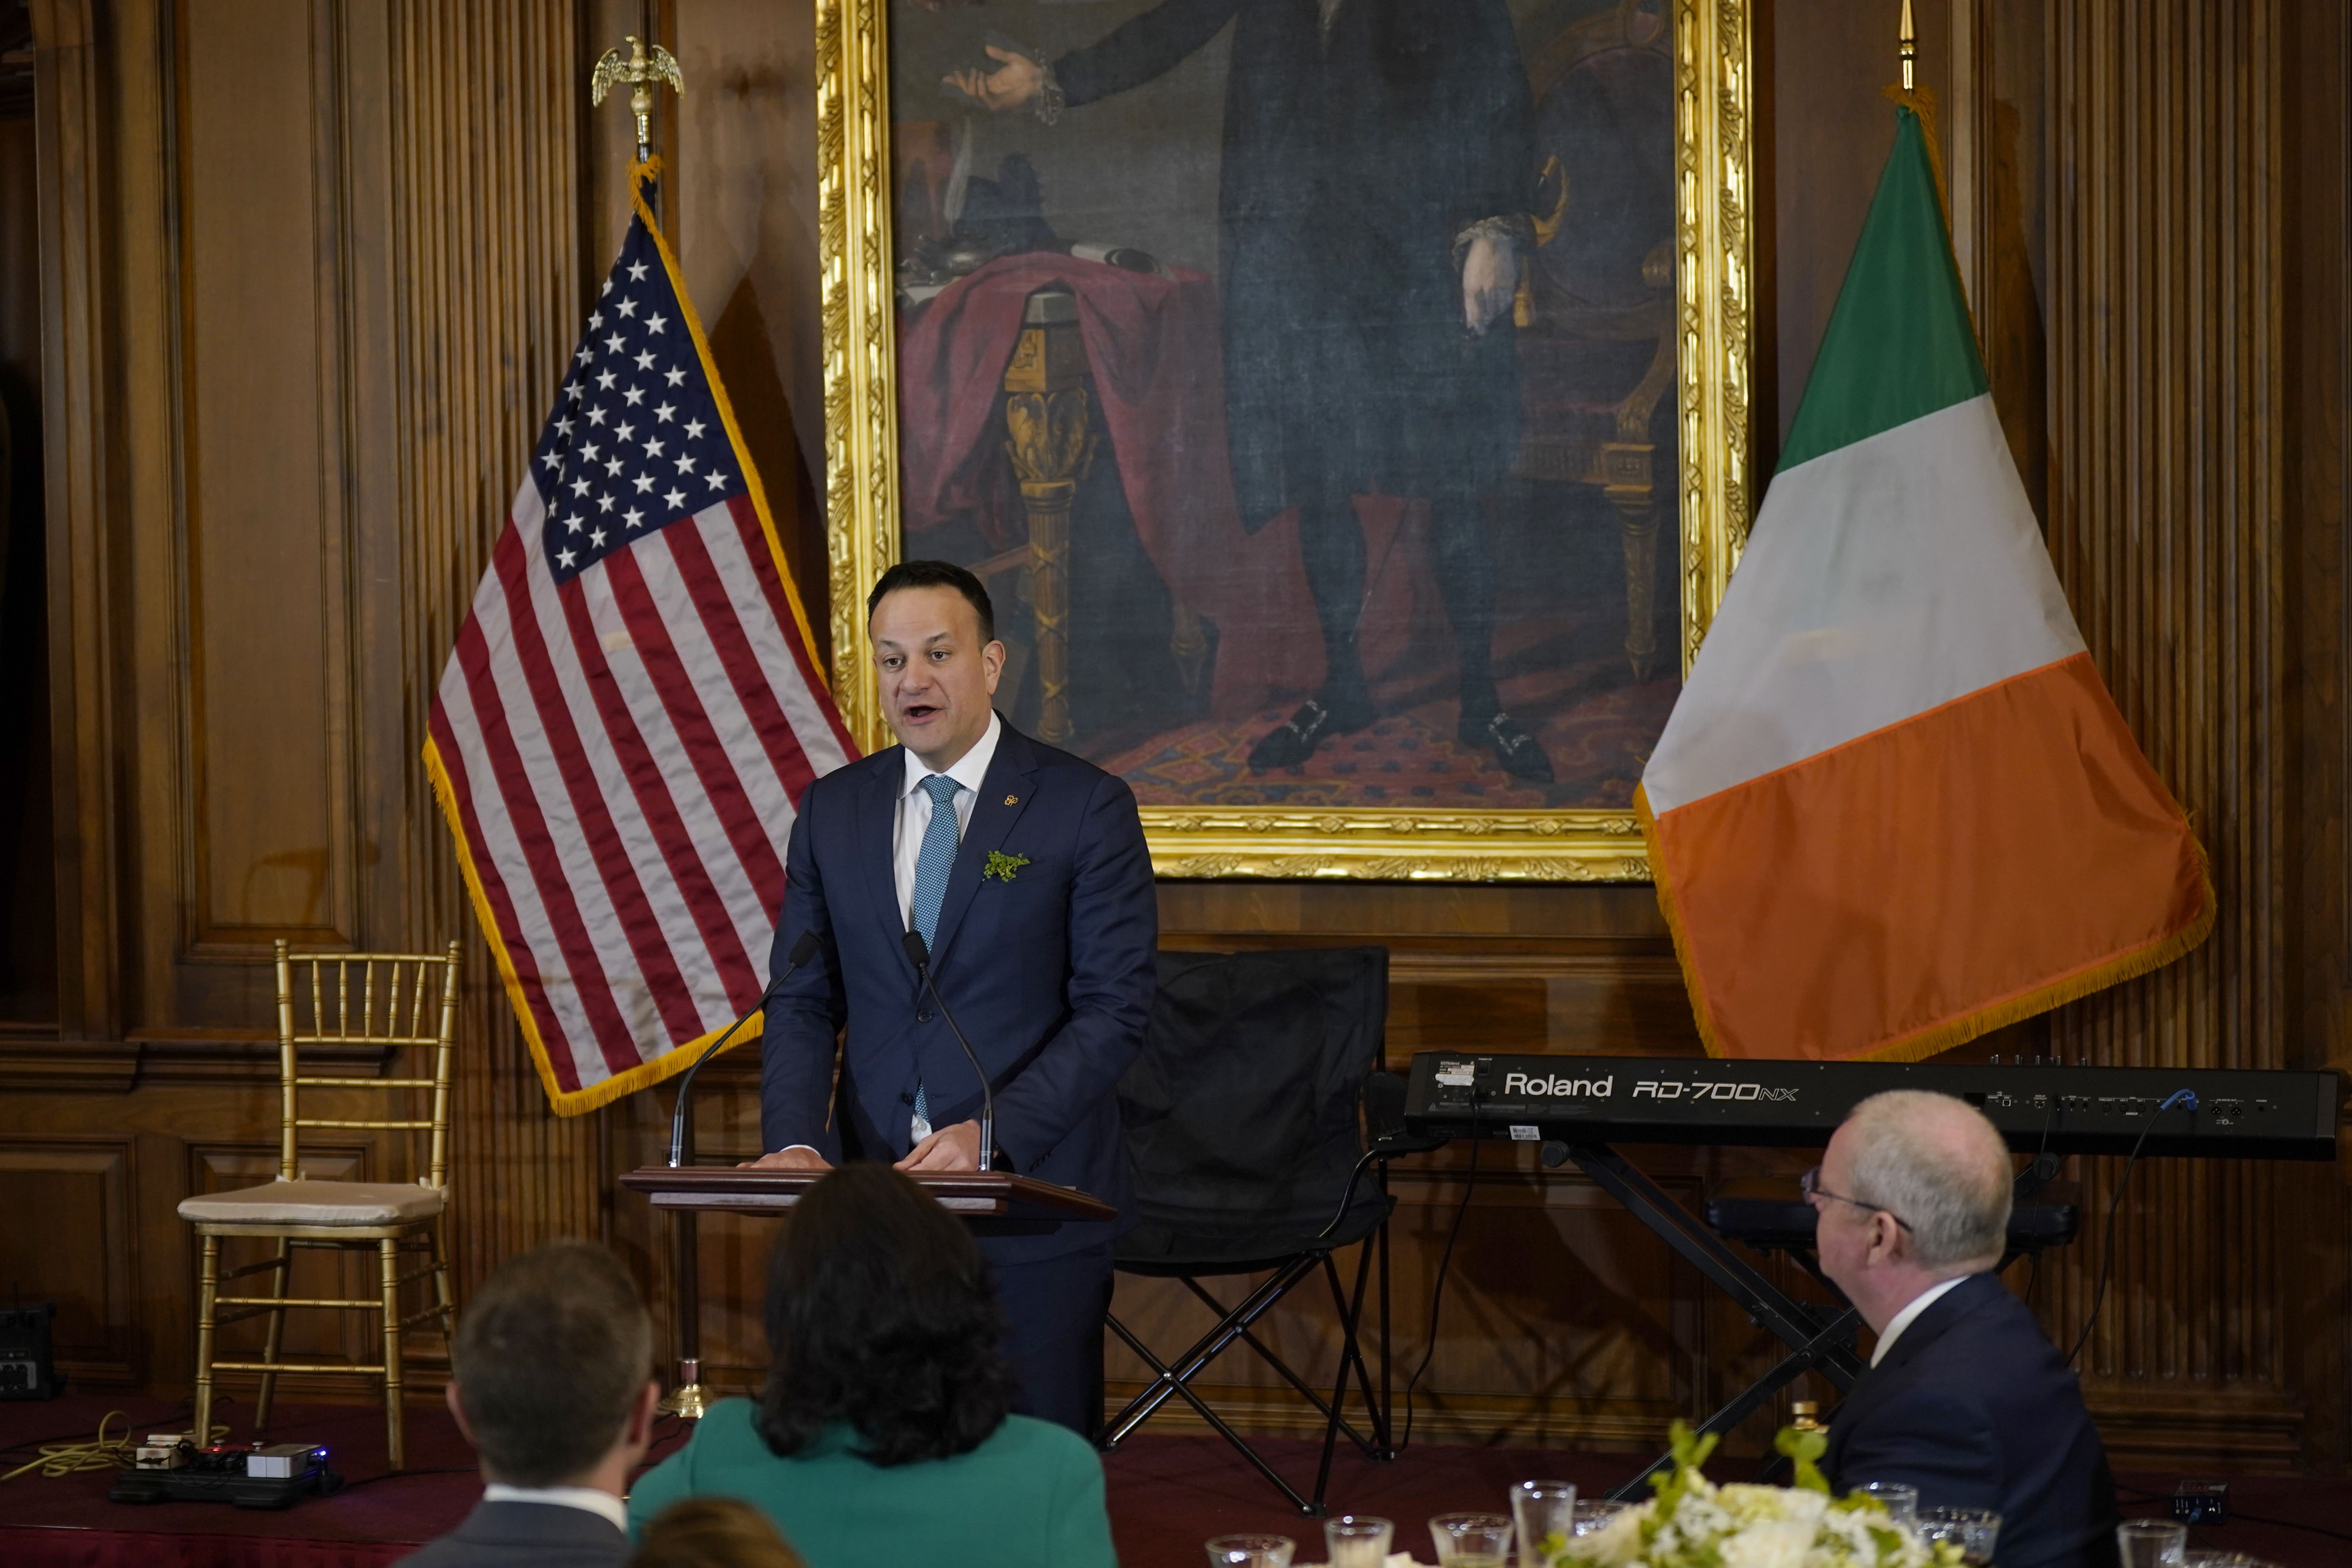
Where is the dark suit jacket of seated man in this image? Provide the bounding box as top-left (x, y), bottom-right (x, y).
top-left (401, 1241), bottom-right (660, 1568)
top-left (1814, 1091), bottom-right (2116, 1568)
top-left (1825, 1270), bottom-right (2116, 1568)
top-left (754, 562), bottom-right (1158, 1437)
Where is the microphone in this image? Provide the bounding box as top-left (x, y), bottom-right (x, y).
top-left (668, 931), bottom-right (821, 1168)
top-left (900, 929), bottom-right (995, 1172)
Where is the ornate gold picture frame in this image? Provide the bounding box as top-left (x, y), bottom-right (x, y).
top-left (815, 0), bottom-right (1752, 881)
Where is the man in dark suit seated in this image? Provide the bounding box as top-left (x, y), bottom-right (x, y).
top-left (1814, 1090), bottom-right (2117, 1568)
top-left (400, 1241), bottom-right (661, 1568)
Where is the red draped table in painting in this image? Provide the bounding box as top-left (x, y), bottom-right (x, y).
top-left (896, 255), bottom-right (1329, 736)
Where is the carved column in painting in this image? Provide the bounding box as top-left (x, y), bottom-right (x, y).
top-left (1001, 288), bottom-right (1091, 748)
top-left (1606, 243), bottom-right (1681, 682)
top-left (2041, 0), bottom-right (2299, 1465)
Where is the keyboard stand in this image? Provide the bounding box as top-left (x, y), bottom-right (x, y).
top-left (1540, 1142), bottom-right (1866, 1500)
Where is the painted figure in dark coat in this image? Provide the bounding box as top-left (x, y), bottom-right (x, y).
top-left (954, 0), bottom-right (1553, 780)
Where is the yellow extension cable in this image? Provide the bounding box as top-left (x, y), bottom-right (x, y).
top-left (0, 1412), bottom-right (227, 1483)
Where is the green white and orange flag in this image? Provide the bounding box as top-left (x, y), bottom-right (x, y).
top-left (1636, 107), bottom-right (2212, 1062)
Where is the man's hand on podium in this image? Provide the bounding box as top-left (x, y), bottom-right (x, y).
top-left (896, 1120), bottom-right (983, 1173)
top-left (738, 1146), bottom-right (833, 1171)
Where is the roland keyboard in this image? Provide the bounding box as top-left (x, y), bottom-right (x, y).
top-left (1401, 1052), bottom-right (2341, 1160)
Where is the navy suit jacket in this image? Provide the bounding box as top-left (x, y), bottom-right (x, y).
top-left (397, 1500), bottom-right (629, 1568)
top-left (1825, 1272), bottom-right (2117, 1568)
top-left (760, 719), bottom-right (1156, 1264)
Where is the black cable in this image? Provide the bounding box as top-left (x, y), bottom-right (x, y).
top-left (1397, 1123), bottom-right (1481, 1454)
top-left (2215, 1509), bottom-right (2352, 1545)
top-left (2113, 1481), bottom-right (2352, 1544)
top-left (2065, 1089), bottom-right (2195, 1369)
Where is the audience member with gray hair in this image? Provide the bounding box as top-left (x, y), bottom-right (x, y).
top-left (1811, 1090), bottom-right (2117, 1568)
top-left (399, 1240), bottom-right (662, 1568)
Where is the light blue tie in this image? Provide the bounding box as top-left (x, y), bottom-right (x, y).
top-left (909, 774), bottom-right (962, 1136)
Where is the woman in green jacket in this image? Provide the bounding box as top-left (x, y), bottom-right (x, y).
top-left (626, 1163), bottom-right (1118, 1568)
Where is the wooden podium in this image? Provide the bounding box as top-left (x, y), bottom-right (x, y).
top-left (618, 1165), bottom-right (1116, 1223)
top-left (618, 1164), bottom-right (1117, 1417)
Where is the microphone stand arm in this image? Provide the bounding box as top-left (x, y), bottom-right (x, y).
top-left (667, 1009), bottom-right (760, 1169)
top-left (669, 936), bottom-right (819, 1168)
top-left (916, 961), bottom-right (996, 1171)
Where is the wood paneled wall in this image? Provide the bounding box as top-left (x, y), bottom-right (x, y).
top-left (2030, 0), bottom-right (2326, 1469)
top-left (0, 0), bottom-right (2346, 1473)
top-left (385, 0), bottom-right (610, 1293)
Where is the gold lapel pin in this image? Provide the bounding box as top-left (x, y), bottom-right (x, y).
top-left (1003, 794), bottom-right (1019, 806)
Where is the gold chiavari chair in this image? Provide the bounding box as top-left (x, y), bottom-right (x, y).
top-left (177, 940), bottom-right (462, 1469)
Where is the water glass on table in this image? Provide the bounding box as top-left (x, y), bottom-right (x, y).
top-left (2117, 1520), bottom-right (2189, 1568)
top-left (1853, 1481), bottom-right (1921, 1527)
top-left (1511, 1480), bottom-right (1578, 1566)
top-left (1913, 1506), bottom-right (2001, 1565)
top-left (1430, 1512), bottom-right (1516, 1568)
top-left (1207, 1535), bottom-right (1296, 1568)
top-left (1325, 1516), bottom-right (1394, 1568)
top-left (1571, 1500), bottom-right (1628, 1538)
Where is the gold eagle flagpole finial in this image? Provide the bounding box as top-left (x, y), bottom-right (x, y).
top-left (591, 33), bottom-right (684, 169)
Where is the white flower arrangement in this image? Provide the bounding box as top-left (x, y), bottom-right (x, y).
top-left (1543, 1425), bottom-right (1962, 1568)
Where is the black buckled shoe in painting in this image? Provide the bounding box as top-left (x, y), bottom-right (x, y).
top-left (1247, 691), bottom-right (1375, 773)
top-left (1463, 709), bottom-right (1555, 784)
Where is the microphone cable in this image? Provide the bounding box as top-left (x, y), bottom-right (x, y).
top-left (2112, 1482), bottom-right (2352, 1545)
top-left (2065, 1087), bottom-right (2196, 1369)
top-left (1398, 1087), bottom-right (1482, 1454)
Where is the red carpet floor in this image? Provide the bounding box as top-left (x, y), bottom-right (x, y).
top-left (2, 1394), bottom-right (2347, 1567)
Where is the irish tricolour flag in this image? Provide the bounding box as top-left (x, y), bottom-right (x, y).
top-left (1638, 108), bottom-right (2212, 1062)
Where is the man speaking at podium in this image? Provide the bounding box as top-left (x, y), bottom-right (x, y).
top-left (744, 560), bottom-right (1158, 1436)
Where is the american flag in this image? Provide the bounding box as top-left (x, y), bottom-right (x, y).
top-left (424, 196), bottom-right (856, 1115)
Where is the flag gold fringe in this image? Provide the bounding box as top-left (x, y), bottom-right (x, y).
top-left (1636, 783), bottom-right (2219, 1065)
top-left (425, 736), bottom-right (769, 1118)
top-left (416, 162), bottom-right (841, 1117)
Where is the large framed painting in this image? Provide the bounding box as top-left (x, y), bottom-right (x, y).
top-left (816, 0), bottom-right (1753, 879)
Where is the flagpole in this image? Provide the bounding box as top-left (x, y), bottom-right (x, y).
top-left (1898, 0), bottom-right (1916, 91)
top-left (591, 29), bottom-right (699, 1416)
top-left (591, 31), bottom-right (684, 222)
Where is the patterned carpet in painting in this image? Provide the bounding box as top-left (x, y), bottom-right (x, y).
top-left (1103, 667), bottom-right (1681, 811)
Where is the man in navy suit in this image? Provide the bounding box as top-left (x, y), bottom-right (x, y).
top-left (1814, 1091), bottom-right (2117, 1568)
top-left (746, 559), bottom-right (1157, 1437)
top-left (402, 1242), bottom-right (656, 1568)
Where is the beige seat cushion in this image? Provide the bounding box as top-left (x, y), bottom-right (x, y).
top-left (178, 1180), bottom-right (444, 1226)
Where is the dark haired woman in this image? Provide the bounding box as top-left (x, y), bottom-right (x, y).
top-left (625, 1164), bottom-right (1117, 1568)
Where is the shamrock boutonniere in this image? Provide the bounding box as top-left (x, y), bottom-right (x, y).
top-left (984, 850), bottom-right (1031, 883)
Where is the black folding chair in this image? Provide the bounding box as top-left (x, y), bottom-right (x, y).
top-left (1101, 946), bottom-right (1398, 1516)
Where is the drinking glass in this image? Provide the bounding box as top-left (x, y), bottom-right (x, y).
top-left (1325, 1516), bottom-right (1394, 1568)
top-left (1571, 1500), bottom-right (1630, 1538)
top-left (1914, 1506), bottom-right (2002, 1566)
top-left (1511, 1480), bottom-right (1578, 1566)
top-left (2117, 1520), bottom-right (2189, 1568)
top-left (1429, 1512), bottom-right (1516, 1568)
top-left (1207, 1536), bottom-right (1296, 1568)
top-left (1853, 1481), bottom-right (1920, 1527)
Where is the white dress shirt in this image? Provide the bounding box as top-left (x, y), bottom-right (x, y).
top-left (775, 714), bottom-right (1002, 1159)
top-left (1869, 1274), bottom-right (1971, 1367)
top-left (480, 1482), bottom-right (629, 1534)
top-left (894, 711), bottom-right (1002, 930)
